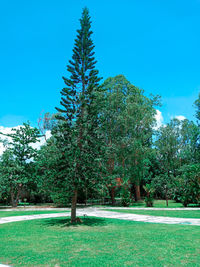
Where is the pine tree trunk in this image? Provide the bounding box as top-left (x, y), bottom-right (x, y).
top-left (71, 189), bottom-right (78, 223)
top-left (135, 184), bottom-right (141, 201)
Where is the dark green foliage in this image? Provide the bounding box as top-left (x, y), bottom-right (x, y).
top-left (35, 125), bottom-right (72, 206)
top-left (174, 164), bottom-right (200, 207)
top-left (121, 186), bottom-right (131, 207)
top-left (0, 123), bottom-right (40, 206)
top-left (152, 174), bottom-right (174, 200)
top-left (143, 183), bottom-right (155, 207)
top-left (54, 8), bottom-right (105, 221)
top-left (155, 119), bottom-right (182, 177)
top-left (153, 118), bottom-right (200, 204)
top-left (50, 190), bottom-right (71, 207)
top-left (0, 150), bottom-right (23, 205)
top-left (55, 7), bottom-right (102, 124)
top-left (99, 75), bottom-right (159, 202)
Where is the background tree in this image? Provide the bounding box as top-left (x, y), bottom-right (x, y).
top-left (0, 123), bottom-right (40, 206)
top-left (154, 118), bottom-right (200, 206)
top-left (99, 75), bottom-right (159, 203)
top-left (99, 75), bottom-right (129, 204)
top-left (180, 119), bottom-right (200, 164)
top-left (194, 93), bottom-right (200, 123)
top-left (194, 94), bottom-right (200, 161)
top-left (174, 164), bottom-right (200, 207)
top-left (122, 84), bottom-right (159, 201)
top-left (35, 127), bottom-right (72, 206)
top-left (0, 149), bottom-right (23, 206)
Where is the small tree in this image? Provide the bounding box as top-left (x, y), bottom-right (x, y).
top-left (152, 174), bottom-right (174, 207)
top-left (0, 123), bottom-right (40, 206)
top-left (0, 149), bottom-right (23, 206)
top-left (143, 183), bottom-right (155, 207)
top-left (174, 164), bottom-right (200, 207)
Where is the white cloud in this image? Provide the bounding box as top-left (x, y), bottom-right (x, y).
top-left (154, 109), bottom-right (164, 130)
top-left (0, 126), bottom-right (51, 156)
top-left (0, 125), bottom-right (24, 155)
top-left (174, 115), bottom-right (186, 121)
top-left (31, 130), bottom-right (52, 150)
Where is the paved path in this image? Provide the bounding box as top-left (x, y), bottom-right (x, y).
top-left (83, 208), bottom-right (200, 225)
top-left (1, 206), bottom-right (200, 211)
top-left (0, 207), bottom-right (200, 226)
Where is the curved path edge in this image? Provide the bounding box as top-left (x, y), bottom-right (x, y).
top-left (0, 208), bottom-right (200, 226)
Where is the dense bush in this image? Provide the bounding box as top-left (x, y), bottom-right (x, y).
top-left (121, 186), bottom-right (131, 207)
top-left (174, 164), bottom-right (200, 207)
top-left (50, 189), bottom-right (71, 207)
top-left (143, 184), bottom-right (155, 207)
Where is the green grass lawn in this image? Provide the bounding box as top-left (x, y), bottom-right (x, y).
top-left (0, 217), bottom-right (200, 267)
top-left (106, 209), bottom-right (200, 219)
top-left (96, 199), bottom-right (199, 208)
top-left (0, 210), bottom-right (69, 218)
top-left (129, 199), bottom-right (199, 208)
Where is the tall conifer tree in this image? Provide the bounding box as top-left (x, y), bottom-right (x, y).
top-left (55, 7), bottom-right (103, 223)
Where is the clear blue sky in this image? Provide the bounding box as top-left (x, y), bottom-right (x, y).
top-left (0, 0), bottom-right (199, 127)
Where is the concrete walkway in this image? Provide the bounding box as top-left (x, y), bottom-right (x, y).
top-left (0, 207), bottom-right (200, 226)
top-left (1, 206), bottom-right (200, 211)
top-left (82, 208), bottom-right (200, 225)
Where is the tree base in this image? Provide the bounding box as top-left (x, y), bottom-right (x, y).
top-left (71, 217), bottom-right (83, 224)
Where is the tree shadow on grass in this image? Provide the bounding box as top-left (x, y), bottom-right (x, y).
top-left (39, 217), bottom-right (107, 228)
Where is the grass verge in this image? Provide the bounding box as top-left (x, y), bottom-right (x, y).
top-left (0, 217), bottom-right (199, 266)
top-left (0, 210), bottom-right (69, 218)
top-left (96, 200), bottom-right (199, 208)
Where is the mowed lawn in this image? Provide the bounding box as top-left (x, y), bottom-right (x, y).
top-left (96, 200), bottom-right (199, 208)
top-left (0, 217), bottom-right (200, 267)
top-left (106, 209), bottom-right (200, 219)
top-left (0, 210), bottom-right (69, 218)
top-left (128, 200), bottom-right (199, 208)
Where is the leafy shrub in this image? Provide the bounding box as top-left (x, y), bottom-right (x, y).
top-left (51, 189), bottom-right (71, 207)
top-left (143, 184), bottom-right (155, 207)
top-left (174, 164), bottom-right (200, 207)
top-left (121, 186), bottom-right (131, 207)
